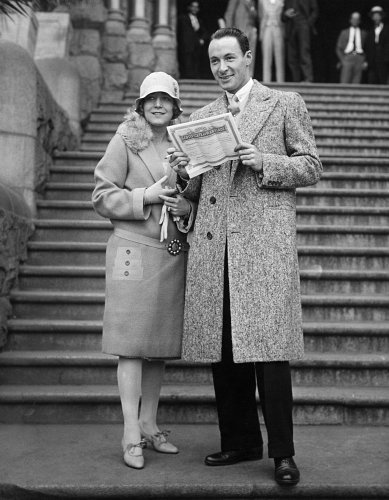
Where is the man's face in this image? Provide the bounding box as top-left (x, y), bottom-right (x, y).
top-left (208, 37), bottom-right (252, 94)
top-left (188, 2), bottom-right (200, 15)
top-left (350, 13), bottom-right (361, 27)
top-left (372, 12), bottom-right (383, 24)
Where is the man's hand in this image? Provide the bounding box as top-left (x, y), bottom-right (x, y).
top-left (159, 194), bottom-right (191, 217)
top-left (284, 8), bottom-right (296, 18)
top-left (144, 176), bottom-right (177, 205)
top-left (167, 147), bottom-right (190, 180)
top-left (235, 143), bottom-right (263, 173)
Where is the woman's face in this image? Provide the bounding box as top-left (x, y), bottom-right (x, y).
top-left (143, 92), bottom-right (174, 128)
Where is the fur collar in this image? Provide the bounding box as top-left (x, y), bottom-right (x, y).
top-left (116, 109), bottom-right (154, 154)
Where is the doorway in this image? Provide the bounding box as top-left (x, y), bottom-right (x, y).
top-left (176, 0), bottom-right (383, 83)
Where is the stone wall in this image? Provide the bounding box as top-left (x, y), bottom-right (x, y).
top-left (0, 41), bottom-right (78, 214)
top-left (68, 0), bottom-right (107, 123)
top-left (0, 185), bottom-right (33, 347)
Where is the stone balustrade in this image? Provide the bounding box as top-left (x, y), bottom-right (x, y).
top-left (0, 185), bottom-right (33, 348)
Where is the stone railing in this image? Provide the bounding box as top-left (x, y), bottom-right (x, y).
top-left (0, 185), bottom-right (34, 347)
top-left (0, 38), bottom-right (79, 345)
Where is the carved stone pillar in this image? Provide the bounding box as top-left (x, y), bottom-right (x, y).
top-left (152, 0), bottom-right (177, 77)
top-left (101, 0), bottom-right (128, 101)
top-left (126, 0), bottom-right (155, 92)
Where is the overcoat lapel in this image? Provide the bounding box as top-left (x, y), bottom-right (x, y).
top-left (138, 144), bottom-right (166, 183)
top-left (230, 81), bottom-right (279, 182)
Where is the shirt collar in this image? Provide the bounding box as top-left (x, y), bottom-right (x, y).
top-left (226, 78), bottom-right (254, 102)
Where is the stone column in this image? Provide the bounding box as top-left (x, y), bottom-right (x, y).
top-left (152, 0), bottom-right (177, 76)
top-left (101, 0), bottom-right (128, 102)
top-left (35, 12), bottom-right (81, 140)
top-left (126, 0), bottom-right (155, 92)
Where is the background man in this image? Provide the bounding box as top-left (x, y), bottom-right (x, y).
top-left (336, 12), bottom-right (367, 84)
top-left (282, 0), bottom-right (319, 82)
top-left (365, 5), bottom-right (389, 84)
top-left (169, 27), bottom-right (322, 486)
top-left (177, 1), bottom-right (207, 79)
top-left (224, 0), bottom-right (258, 76)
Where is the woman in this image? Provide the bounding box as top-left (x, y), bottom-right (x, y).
top-left (259, 0), bottom-right (285, 83)
top-left (92, 72), bottom-right (194, 470)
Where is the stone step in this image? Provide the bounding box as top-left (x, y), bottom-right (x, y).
top-left (48, 165), bottom-right (389, 189)
top-left (17, 266), bottom-right (389, 294)
top-left (42, 182), bottom-right (389, 207)
top-left (90, 109), bottom-right (389, 125)
top-left (53, 152), bottom-right (389, 172)
top-left (0, 383), bottom-right (387, 424)
top-left (86, 121), bottom-right (389, 135)
top-left (26, 241), bottom-right (389, 269)
top-left (6, 319), bottom-right (389, 354)
top-left (117, 91), bottom-right (389, 105)
top-left (36, 201), bottom-right (389, 225)
top-left (31, 220), bottom-right (389, 246)
top-left (1, 350), bottom-right (388, 387)
top-left (9, 290), bottom-right (389, 321)
top-left (79, 135), bottom-right (389, 152)
top-left (178, 80), bottom-right (389, 94)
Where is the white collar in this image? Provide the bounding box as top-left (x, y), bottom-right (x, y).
top-left (226, 78), bottom-right (254, 103)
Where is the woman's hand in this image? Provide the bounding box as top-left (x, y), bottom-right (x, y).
top-left (235, 142), bottom-right (263, 173)
top-left (144, 175), bottom-right (177, 205)
top-left (159, 194), bottom-right (191, 218)
top-left (167, 147), bottom-right (190, 180)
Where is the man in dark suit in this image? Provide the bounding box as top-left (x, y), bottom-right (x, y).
top-left (365, 5), bottom-right (389, 84)
top-left (177, 0), bottom-right (207, 79)
top-left (282, 0), bottom-right (319, 82)
top-left (336, 12), bottom-right (367, 84)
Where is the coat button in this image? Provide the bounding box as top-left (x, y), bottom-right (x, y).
top-left (126, 249), bottom-right (131, 255)
top-left (125, 261), bottom-right (130, 266)
top-left (210, 196), bottom-right (216, 204)
top-left (124, 271), bottom-right (129, 276)
top-left (207, 232), bottom-right (213, 240)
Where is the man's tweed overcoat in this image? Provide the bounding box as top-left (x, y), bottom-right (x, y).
top-left (181, 80), bottom-right (322, 363)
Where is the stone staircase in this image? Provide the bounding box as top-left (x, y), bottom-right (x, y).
top-left (1, 82), bottom-right (388, 426)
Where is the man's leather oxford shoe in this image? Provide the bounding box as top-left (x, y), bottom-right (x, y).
top-left (274, 457), bottom-right (300, 486)
top-left (205, 448), bottom-right (263, 466)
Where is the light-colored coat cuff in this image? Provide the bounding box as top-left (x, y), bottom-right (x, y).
top-left (132, 187), bottom-right (152, 220)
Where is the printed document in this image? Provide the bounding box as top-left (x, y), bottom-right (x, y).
top-left (167, 113), bottom-right (242, 178)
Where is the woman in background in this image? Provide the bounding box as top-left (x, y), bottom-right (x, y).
top-left (92, 72), bottom-right (194, 470)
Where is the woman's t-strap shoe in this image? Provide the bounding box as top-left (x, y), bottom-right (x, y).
top-left (139, 424), bottom-right (179, 454)
top-left (123, 438), bottom-right (147, 469)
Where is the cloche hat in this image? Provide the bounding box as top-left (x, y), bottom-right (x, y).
top-left (135, 72), bottom-right (183, 117)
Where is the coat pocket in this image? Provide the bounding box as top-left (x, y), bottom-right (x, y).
top-left (112, 246), bottom-right (143, 280)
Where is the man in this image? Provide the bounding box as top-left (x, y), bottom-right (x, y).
top-left (168, 27), bottom-right (322, 486)
top-left (177, 1), bottom-right (207, 79)
top-left (282, 0), bottom-right (319, 82)
top-left (336, 12), bottom-right (367, 84)
top-left (224, 0), bottom-right (258, 76)
top-left (365, 5), bottom-right (389, 84)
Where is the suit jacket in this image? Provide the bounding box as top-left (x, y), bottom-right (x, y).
top-left (180, 80), bottom-right (322, 364)
top-left (176, 13), bottom-right (206, 56)
top-left (365, 24), bottom-right (389, 65)
top-left (336, 27), bottom-right (367, 62)
top-left (282, 0), bottom-right (318, 35)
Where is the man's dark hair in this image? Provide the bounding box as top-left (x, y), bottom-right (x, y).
top-left (211, 27), bottom-right (250, 54)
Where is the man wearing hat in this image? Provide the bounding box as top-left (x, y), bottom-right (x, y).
top-left (336, 12), bottom-right (367, 84)
top-left (365, 5), bottom-right (389, 84)
top-left (169, 27), bottom-right (322, 486)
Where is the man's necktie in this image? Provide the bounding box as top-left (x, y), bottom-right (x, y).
top-left (228, 95), bottom-right (240, 117)
top-left (352, 28), bottom-right (356, 51)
